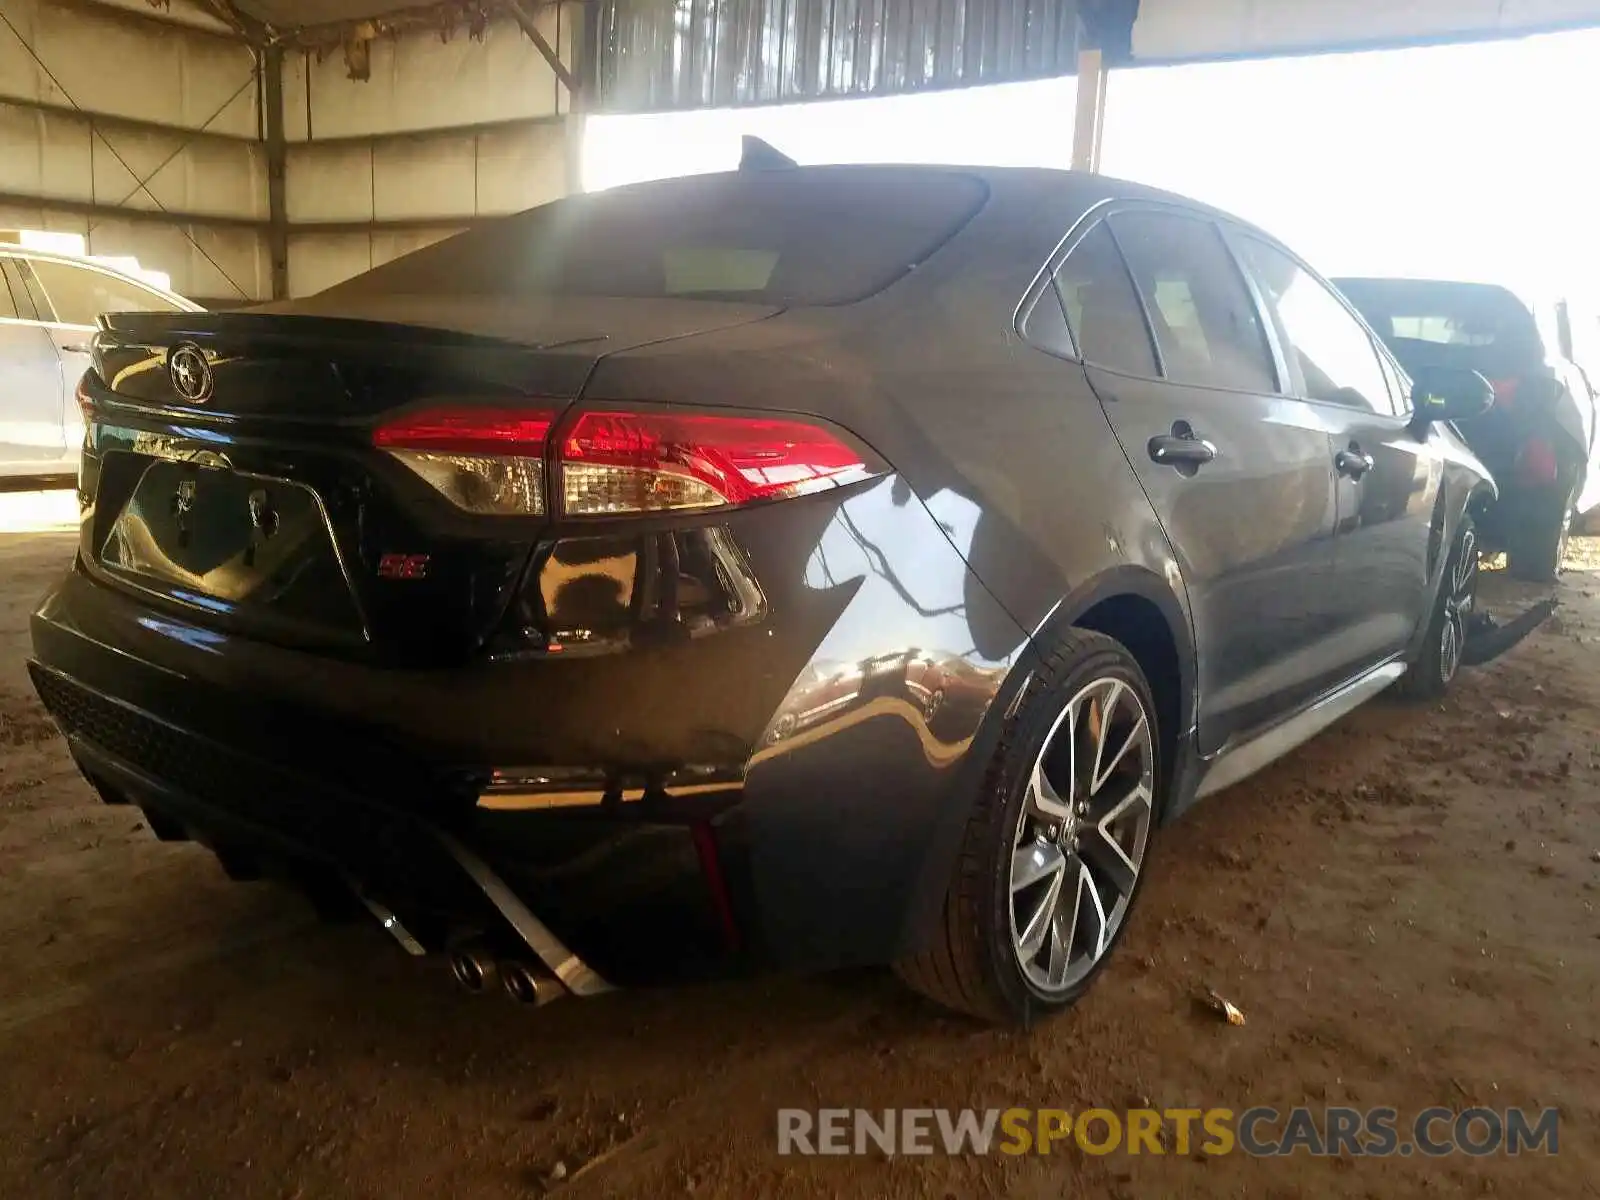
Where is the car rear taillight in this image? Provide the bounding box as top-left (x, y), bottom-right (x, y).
top-left (559, 410), bottom-right (883, 515)
top-left (374, 405), bottom-right (557, 516)
top-left (374, 405), bottom-right (886, 517)
top-left (74, 372), bottom-right (94, 424)
top-left (1515, 437), bottom-right (1559, 487)
top-left (1489, 377), bottom-right (1519, 408)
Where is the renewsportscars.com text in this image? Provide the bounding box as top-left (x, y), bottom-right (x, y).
top-left (776, 1106), bottom-right (1559, 1158)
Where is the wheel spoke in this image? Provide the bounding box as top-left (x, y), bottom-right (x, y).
top-left (1027, 758), bottom-right (1072, 822)
top-left (1092, 711), bottom-right (1147, 794)
top-left (1076, 860), bottom-right (1109, 962)
top-left (1086, 680), bottom-right (1124, 793)
top-left (1079, 783), bottom-right (1151, 897)
top-left (1016, 857), bottom-right (1065, 961)
top-left (1453, 531), bottom-right (1477, 598)
top-left (1046, 871), bottom-right (1082, 987)
top-left (1441, 611), bottom-right (1461, 681)
top-left (1011, 841), bottom-right (1066, 894)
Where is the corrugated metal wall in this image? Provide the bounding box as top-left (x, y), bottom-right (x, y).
top-left (0, 0), bottom-right (271, 303)
top-left (281, 9), bottom-right (577, 296)
top-left (593, 0), bottom-right (1600, 111)
top-left (597, 0), bottom-right (1083, 110)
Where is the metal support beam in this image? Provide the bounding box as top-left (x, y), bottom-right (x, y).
top-left (263, 45), bottom-right (289, 300)
top-left (563, 0), bottom-right (597, 196)
top-left (287, 216), bottom-right (474, 236)
top-left (295, 112), bottom-right (566, 148)
top-left (0, 191), bottom-right (267, 231)
top-left (50, 0), bottom-right (243, 42)
top-left (507, 0), bottom-right (579, 96)
top-left (0, 94), bottom-right (257, 145)
top-left (1070, 48), bottom-right (1108, 173)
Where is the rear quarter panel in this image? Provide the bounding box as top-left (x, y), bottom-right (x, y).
top-left (584, 188), bottom-right (1200, 964)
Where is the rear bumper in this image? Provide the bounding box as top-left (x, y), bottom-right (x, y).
top-left (29, 477), bottom-right (1029, 979)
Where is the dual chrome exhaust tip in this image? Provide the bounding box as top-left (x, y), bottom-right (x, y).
top-left (448, 943), bottom-right (564, 1006)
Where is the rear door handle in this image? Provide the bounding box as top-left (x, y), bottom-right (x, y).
top-left (1148, 427), bottom-right (1218, 468)
top-left (1335, 446), bottom-right (1375, 479)
top-left (59, 343), bottom-right (91, 354)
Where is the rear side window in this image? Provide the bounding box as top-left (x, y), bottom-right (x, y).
top-left (27, 260), bottom-right (182, 326)
top-left (322, 170), bottom-right (990, 307)
top-left (1053, 223), bottom-right (1157, 376)
top-left (0, 259), bottom-right (20, 320)
top-left (1239, 238), bottom-right (1393, 413)
top-left (1110, 210), bottom-right (1276, 393)
top-left (13, 259), bottom-right (54, 321)
top-left (1021, 285), bottom-right (1074, 358)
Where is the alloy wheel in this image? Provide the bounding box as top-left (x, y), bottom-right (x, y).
top-left (1439, 528), bottom-right (1478, 685)
top-left (1008, 675), bottom-right (1154, 994)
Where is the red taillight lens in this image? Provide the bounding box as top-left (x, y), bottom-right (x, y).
top-left (374, 405), bottom-right (556, 516)
top-left (373, 407), bottom-right (555, 455)
top-left (374, 405), bottom-right (885, 518)
top-left (74, 372), bottom-right (94, 424)
top-left (559, 410), bottom-right (883, 516)
top-left (1515, 437), bottom-right (1559, 487)
top-left (1489, 377), bottom-right (1519, 408)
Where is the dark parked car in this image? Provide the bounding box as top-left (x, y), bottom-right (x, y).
top-left (31, 165), bottom-right (1505, 1026)
top-left (1333, 277), bottom-right (1598, 580)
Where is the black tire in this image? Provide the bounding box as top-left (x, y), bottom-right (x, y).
top-left (894, 630), bottom-right (1162, 1025)
top-left (1398, 516), bottom-right (1478, 702)
top-left (1506, 481), bottom-right (1574, 582)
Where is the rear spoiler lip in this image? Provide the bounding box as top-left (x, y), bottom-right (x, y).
top-left (95, 309), bottom-right (557, 356)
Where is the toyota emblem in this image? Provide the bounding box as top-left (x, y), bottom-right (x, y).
top-left (168, 344), bottom-right (214, 404)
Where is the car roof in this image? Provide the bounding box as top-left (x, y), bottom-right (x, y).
top-left (1332, 276), bottom-right (1539, 314)
top-left (603, 162), bottom-right (1288, 250)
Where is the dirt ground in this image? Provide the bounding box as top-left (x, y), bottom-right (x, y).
top-left (0, 487), bottom-right (1596, 1200)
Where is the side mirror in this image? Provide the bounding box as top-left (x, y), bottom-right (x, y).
top-left (1410, 366), bottom-right (1495, 424)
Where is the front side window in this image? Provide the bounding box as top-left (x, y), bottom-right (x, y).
top-left (1238, 238), bottom-right (1393, 413)
top-left (1053, 223), bottom-right (1157, 376)
top-left (27, 260), bottom-right (182, 327)
top-left (1109, 210), bottom-right (1276, 393)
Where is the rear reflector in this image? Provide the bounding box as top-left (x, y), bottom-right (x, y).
top-left (373, 407), bottom-right (555, 455)
top-left (560, 410), bottom-right (883, 516)
top-left (374, 404), bottom-right (886, 518)
top-left (1515, 437), bottom-right (1558, 487)
top-left (74, 371), bottom-right (94, 424)
top-left (375, 405), bottom-right (556, 516)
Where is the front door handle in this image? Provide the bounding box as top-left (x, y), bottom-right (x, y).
top-left (1148, 424), bottom-right (1218, 468)
top-left (1335, 445), bottom-right (1376, 479)
top-left (58, 343), bottom-right (91, 355)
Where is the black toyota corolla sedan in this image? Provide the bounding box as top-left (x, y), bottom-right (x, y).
top-left (30, 165), bottom-right (1505, 1025)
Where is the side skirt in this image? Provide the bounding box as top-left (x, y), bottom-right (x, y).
top-left (1189, 659), bottom-right (1407, 804)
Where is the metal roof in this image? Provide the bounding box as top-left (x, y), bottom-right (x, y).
top-left (135, 0), bottom-right (1600, 109)
top-left (595, 0), bottom-right (1091, 111)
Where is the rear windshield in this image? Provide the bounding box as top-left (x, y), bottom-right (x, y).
top-left (323, 169), bottom-right (989, 308)
top-left (1334, 279), bottom-right (1542, 355)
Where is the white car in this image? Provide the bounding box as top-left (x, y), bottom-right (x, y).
top-left (0, 246), bottom-right (199, 480)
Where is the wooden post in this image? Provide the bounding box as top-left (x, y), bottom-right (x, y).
top-left (1071, 47), bottom-right (1108, 173)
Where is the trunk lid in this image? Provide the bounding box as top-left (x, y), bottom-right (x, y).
top-left (96, 297), bottom-right (780, 414)
top-left (82, 299), bottom-right (780, 664)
